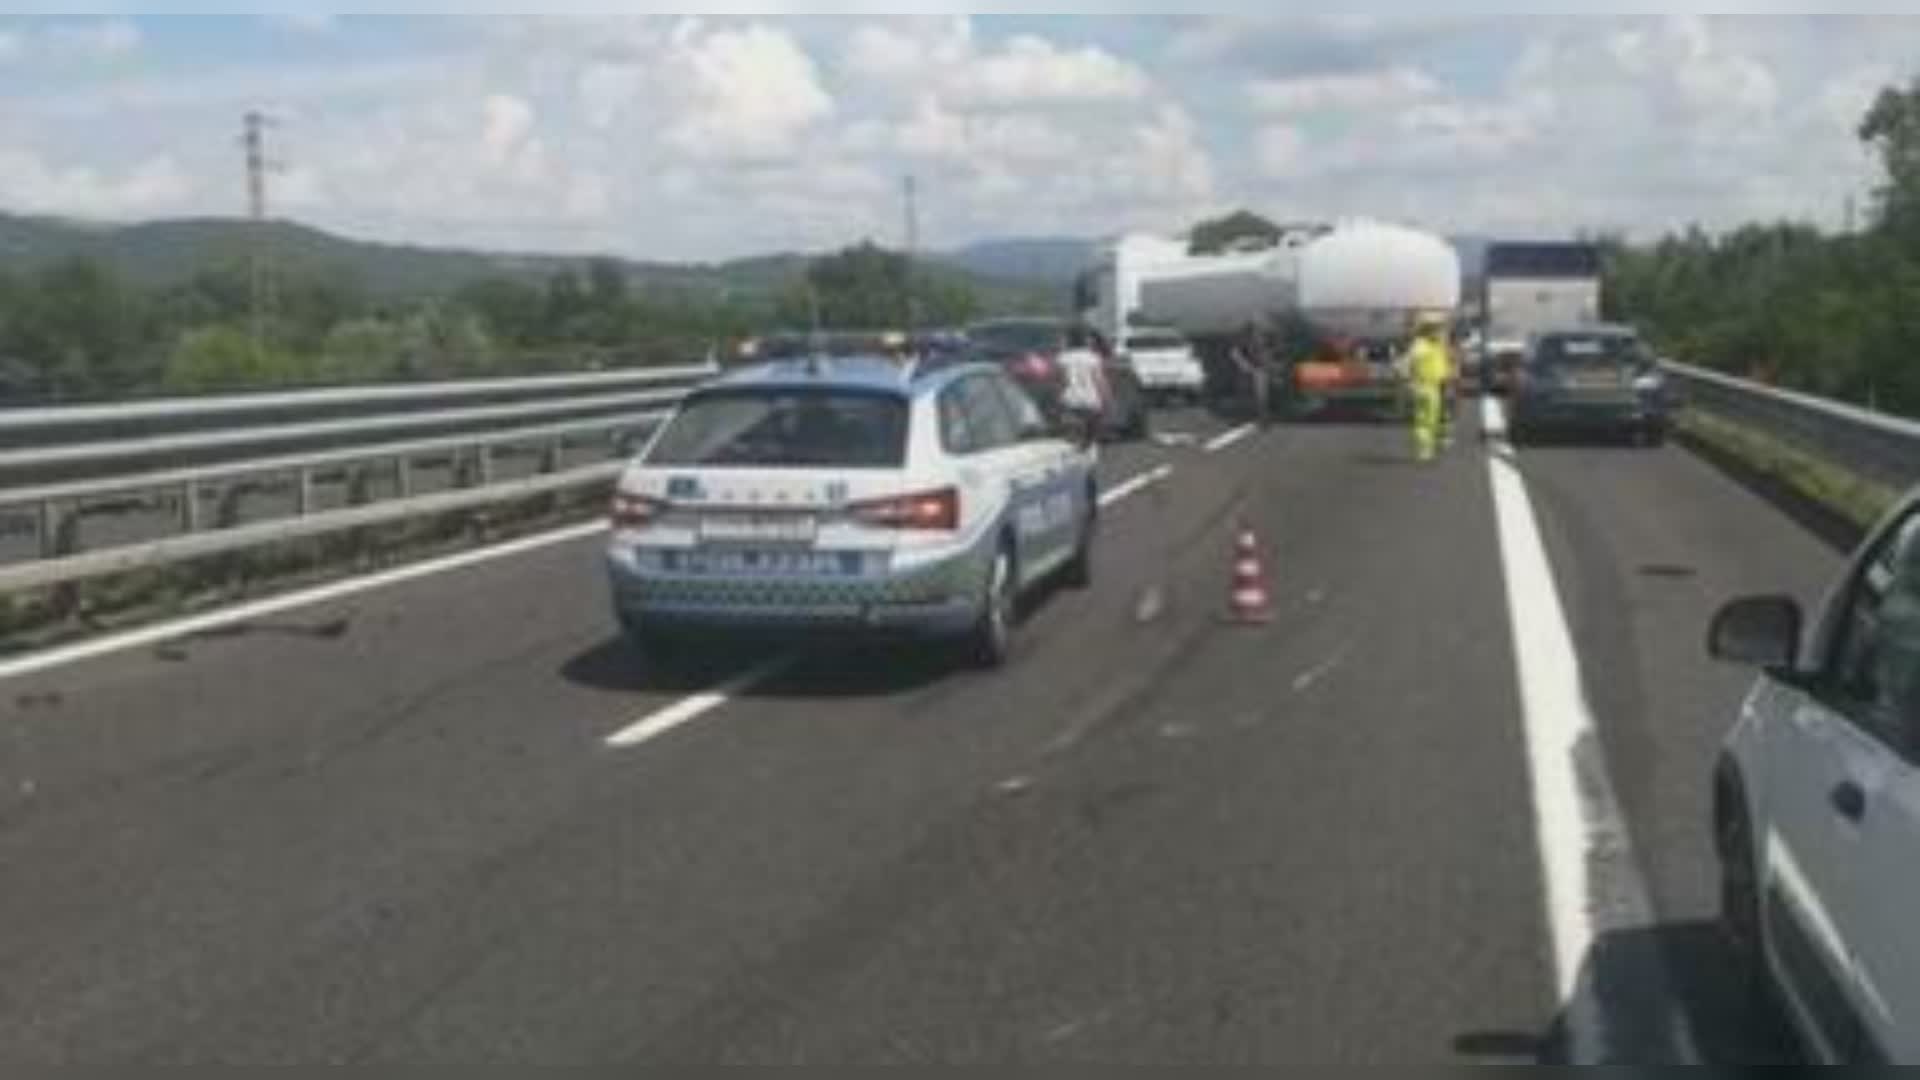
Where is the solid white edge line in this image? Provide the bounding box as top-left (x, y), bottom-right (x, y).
top-left (1099, 465), bottom-right (1174, 509)
top-left (0, 521), bottom-right (610, 683)
top-left (1481, 395), bottom-right (1699, 1065)
top-left (604, 654), bottom-right (795, 750)
top-left (1204, 424), bottom-right (1257, 454)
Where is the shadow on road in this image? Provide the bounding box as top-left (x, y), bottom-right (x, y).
top-left (560, 635), bottom-right (959, 701)
top-left (1457, 920), bottom-right (1801, 1066)
top-left (559, 636), bottom-right (770, 696)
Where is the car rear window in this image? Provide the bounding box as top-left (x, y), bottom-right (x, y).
top-left (1536, 335), bottom-right (1643, 369)
top-left (1127, 333), bottom-right (1186, 352)
top-left (970, 321), bottom-right (1065, 354)
top-left (646, 389), bottom-right (908, 469)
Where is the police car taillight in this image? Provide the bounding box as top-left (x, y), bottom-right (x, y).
top-left (850, 487), bottom-right (960, 531)
top-left (610, 492), bottom-right (666, 529)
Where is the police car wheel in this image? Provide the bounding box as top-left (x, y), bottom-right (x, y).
top-left (968, 547), bottom-right (1017, 669)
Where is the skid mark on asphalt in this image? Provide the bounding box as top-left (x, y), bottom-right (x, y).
top-left (1483, 395), bottom-right (1700, 1065)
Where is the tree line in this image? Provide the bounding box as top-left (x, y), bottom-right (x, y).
top-left (1606, 77), bottom-right (1920, 416)
top-left (0, 242), bottom-right (986, 403)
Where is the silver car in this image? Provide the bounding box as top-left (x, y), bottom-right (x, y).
top-left (606, 356), bottom-right (1099, 667)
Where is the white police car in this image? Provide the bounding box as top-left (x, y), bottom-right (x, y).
top-left (607, 356), bottom-right (1099, 667)
top-left (1709, 491), bottom-right (1920, 1062)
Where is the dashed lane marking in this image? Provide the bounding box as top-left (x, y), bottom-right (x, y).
top-left (604, 654), bottom-right (796, 750)
top-left (1099, 466), bottom-right (1174, 509)
top-left (1204, 424), bottom-right (1258, 453)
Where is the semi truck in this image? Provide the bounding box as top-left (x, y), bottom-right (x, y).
top-left (1076, 220), bottom-right (1463, 418)
top-left (1479, 241), bottom-right (1603, 394)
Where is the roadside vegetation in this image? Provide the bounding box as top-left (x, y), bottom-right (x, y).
top-left (0, 241), bottom-right (1007, 403)
top-left (1606, 77), bottom-right (1920, 419)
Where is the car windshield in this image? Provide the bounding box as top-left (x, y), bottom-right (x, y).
top-left (646, 389), bottom-right (908, 468)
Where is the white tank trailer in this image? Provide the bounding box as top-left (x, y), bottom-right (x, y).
top-left (1129, 221), bottom-right (1462, 345)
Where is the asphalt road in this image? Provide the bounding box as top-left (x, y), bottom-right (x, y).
top-left (0, 404), bottom-right (1848, 1064)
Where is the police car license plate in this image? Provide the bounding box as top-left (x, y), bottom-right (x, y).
top-left (667, 550), bottom-right (859, 578)
top-left (698, 515), bottom-right (818, 545)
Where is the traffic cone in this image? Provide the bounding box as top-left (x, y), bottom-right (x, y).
top-left (1224, 526), bottom-right (1275, 625)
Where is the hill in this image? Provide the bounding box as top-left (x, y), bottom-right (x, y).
top-left (937, 237), bottom-right (1095, 287)
top-left (0, 212), bottom-right (1061, 315)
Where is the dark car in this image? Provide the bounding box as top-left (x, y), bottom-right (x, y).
top-left (965, 318), bottom-right (1072, 413)
top-left (1508, 325), bottom-right (1670, 445)
top-left (964, 318), bottom-right (1148, 441)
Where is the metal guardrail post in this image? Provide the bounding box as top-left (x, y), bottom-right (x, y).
top-left (542, 435), bottom-right (564, 475)
top-left (393, 458), bottom-right (411, 500)
top-left (38, 501), bottom-right (64, 560)
top-left (296, 467), bottom-right (317, 516)
top-left (475, 445), bottom-right (495, 487)
top-left (181, 482), bottom-right (202, 534)
top-left (347, 465), bottom-right (375, 507)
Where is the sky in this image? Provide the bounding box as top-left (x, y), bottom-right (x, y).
top-left (0, 14), bottom-right (1912, 261)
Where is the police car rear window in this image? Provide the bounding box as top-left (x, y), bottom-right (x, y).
top-left (646, 389), bottom-right (908, 469)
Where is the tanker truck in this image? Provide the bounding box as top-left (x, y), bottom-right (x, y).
top-left (1078, 220), bottom-right (1463, 419)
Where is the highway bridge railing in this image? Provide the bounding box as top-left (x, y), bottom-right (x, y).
top-left (0, 362), bottom-right (717, 597)
top-left (1662, 361), bottom-right (1920, 495)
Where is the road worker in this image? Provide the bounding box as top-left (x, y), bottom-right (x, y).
top-left (1408, 312), bottom-right (1455, 463)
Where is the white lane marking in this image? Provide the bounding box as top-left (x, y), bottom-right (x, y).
top-left (0, 521), bottom-right (610, 684)
top-left (1290, 640), bottom-right (1354, 694)
top-left (1482, 395), bottom-right (1699, 1065)
top-left (604, 654), bottom-right (795, 750)
top-left (1151, 432), bottom-right (1201, 448)
top-left (1204, 424), bottom-right (1257, 454)
top-left (1098, 465), bottom-right (1174, 509)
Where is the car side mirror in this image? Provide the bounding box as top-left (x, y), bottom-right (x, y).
top-left (1709, 595), bottom-right (1802, 671)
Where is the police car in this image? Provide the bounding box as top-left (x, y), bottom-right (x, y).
top-left (1710, 491), bottom-right (1920, 1062)
top-left (607, 356), bottom-right (1100, 667)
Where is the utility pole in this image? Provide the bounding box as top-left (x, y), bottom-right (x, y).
top-left (903, 174), bottom-right (921, 342)
top-left (241, 110), bottom-right (280, 359)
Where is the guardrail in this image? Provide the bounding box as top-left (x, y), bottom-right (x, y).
top-left (0, 362), bottom-right (718, 595)
top-left (1663, 361), bottom-right (1920, 493)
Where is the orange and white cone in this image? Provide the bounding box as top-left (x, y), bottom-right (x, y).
top-left (1224, 526), bottom-right (1275, 625)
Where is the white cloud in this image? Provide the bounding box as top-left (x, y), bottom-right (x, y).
top-left (0, 32), bottom-right (20, 63)
top-left (0, 149), bottom-right (193, 218)
top-left (1256, 126), bottom-right (1308, 178)
top-left (661, 22), bottom-right (834, 164)
top-left (265, 13), bottom-right (338, 34)
top-left (1248, 67), bottom-right (1440, 113)
top-left (947, 33), bottom-right (1150, 110)
top-left (577, 62), bottom-right (646, 130)
top-left (45, 19), bottom-right (142, 61)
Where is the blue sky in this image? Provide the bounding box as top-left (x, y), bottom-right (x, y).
top-left (0, 15), bottom-right (1911, 259)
